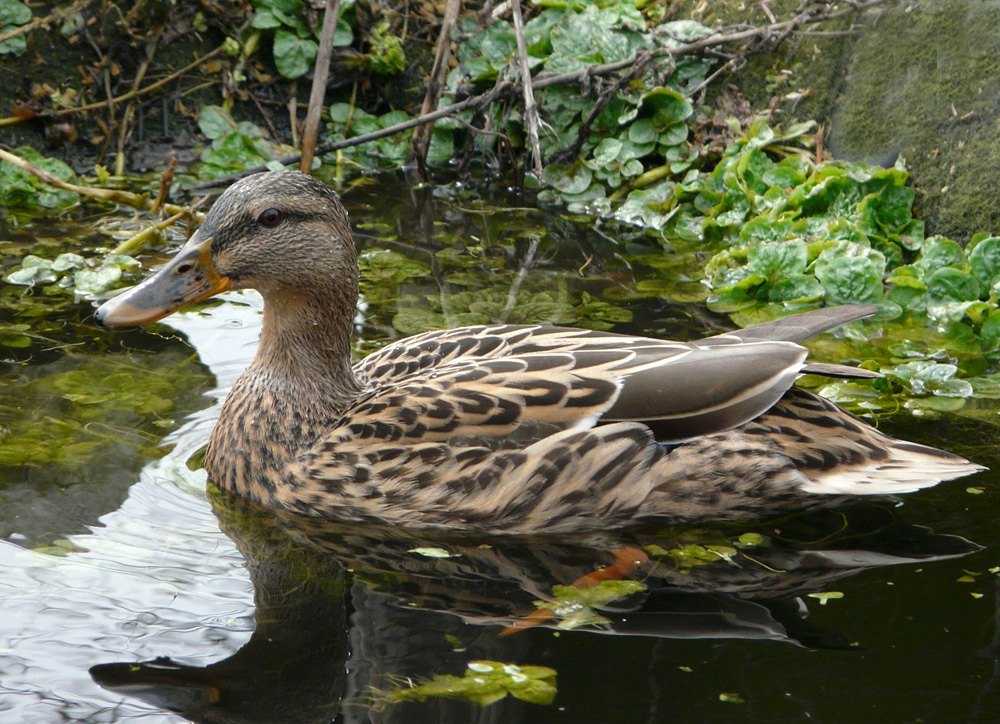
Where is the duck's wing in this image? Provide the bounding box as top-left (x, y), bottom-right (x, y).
top-left (700, 305), bottom-right (878, 345)
top-left (356, 305), bottom-right (880, 386)
top-left (699, 305), bottom-right (882, 380)
top-left (285, 421), bottom-right (662, 532)
top-left (350, 339), bottom-right (809, 448)
top-left (348, 305), bottom-right (878, 446)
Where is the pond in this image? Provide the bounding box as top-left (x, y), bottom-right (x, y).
top-left (2, 174), bottom-right (1000, 723)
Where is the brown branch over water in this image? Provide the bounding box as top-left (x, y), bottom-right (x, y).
top-left (0, 147), bottom-right (188, 215)
top-left (300, 0), bottom-right (342, 172)
top-left (407, 0), bottom-right (462, 174)
top-left (510, 0), bottom-right (542, 177)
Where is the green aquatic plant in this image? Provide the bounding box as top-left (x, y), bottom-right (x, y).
top-left (0, 350), bottom-right (210, 468)
top-left (0, 0), bottom-right (31, 56)
top-left (535, 579), bottom-right (646, 630)
top-left (2, 250), bottom-right (141, 350)
top-left (644, 527), bottom-right (771, 572)
top-left (197, 106), bottom-right (297, 180)
top-left (249, 0), bottom-right (354, 79)
top-left (379, 660), bottom-right (557, 707)
top-left (0, 147), bottom-right (79, 208)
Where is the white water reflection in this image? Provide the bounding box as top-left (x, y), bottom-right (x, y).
top-left (0, 294), bottom-right (264, 723)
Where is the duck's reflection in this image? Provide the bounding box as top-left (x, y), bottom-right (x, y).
top-left (91, 493), bottom-right (979, 723)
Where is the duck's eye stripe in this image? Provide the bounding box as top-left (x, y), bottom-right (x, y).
top-left (258, 208), bottom-right (282, 227)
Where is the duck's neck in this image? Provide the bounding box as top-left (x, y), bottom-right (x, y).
top-left (205, 281), bottom-right (364, 503)
top-left (252, 282), bottom-right (364, 408)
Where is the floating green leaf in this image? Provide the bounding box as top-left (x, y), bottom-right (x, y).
top-left (383, 661), bottom-right (557, 707)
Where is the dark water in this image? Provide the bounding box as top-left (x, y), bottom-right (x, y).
top-left (2, 177), bottom-right (1000, 723)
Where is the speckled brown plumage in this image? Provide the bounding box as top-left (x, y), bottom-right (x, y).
top-left (96, 170), bottom-right (985, 533)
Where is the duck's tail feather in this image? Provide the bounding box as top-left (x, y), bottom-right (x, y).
top-left (801, 362), bottom-right (882, 379)
top-left (797, 440), bottom-right (985, 495)
top-left (702, 305), bottom-right (879, 346)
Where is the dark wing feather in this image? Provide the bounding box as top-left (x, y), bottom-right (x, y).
top-left (355, 325), bottom-right (823, 444)
top-left (700, 305), bottom-right (877, 345)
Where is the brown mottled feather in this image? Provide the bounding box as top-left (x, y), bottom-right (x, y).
top-left (111, 171), bottom-right (982, 534)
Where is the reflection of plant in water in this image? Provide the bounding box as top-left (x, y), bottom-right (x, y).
top-left (376, 660), bottom-right (557, 708)
top-left (644, 528), bottom-right (772, 573)
top-left (535, 579), bottom-right (647, 630)
top-left (0, 351), bottom-right (209, 467)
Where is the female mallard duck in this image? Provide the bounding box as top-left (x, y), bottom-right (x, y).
top-left (96, 170), bottom-right (983, 534)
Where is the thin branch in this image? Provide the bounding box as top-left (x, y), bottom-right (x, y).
top-left (192, 81), bottom-right (517, 189)
top-left (0, 43), bottom-right (228, 127)
top-left (407, 0), bottom-right (462, 175)
top-left (0, 147), bottom-right (187, 214)
top-left (550, 50), bottom-right (653, 165)
top-left (111, 196), bottom-right (209, 255)
top-left (300, 0), bottom-right (341, 172)
top-left (509, 0), bottom-right (542, 176)
top-left (116, 33), bottom-right (160, 176)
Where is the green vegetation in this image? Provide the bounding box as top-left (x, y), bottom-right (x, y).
top-left (0, 0), bottom-right (30, 56)
top-left (379, 660), bottom-right (557, 707)
top-left (534, 579), bottom-right (646, 630)
top-left (198, 106), bottom-right (296, 179)
top-left (249, 0), bottom-right (355, 79)
top-left (0, 147), bottom-right (78, 207)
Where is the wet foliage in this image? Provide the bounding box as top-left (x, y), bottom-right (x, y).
top-left (0, 0), bottom-right (30, 56)
top-left (379, 660), bottom-right (558, 707)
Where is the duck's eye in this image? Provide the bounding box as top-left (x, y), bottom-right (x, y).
top-left (258, 208), bottom-right (282, 228)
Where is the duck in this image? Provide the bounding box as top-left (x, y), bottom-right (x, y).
top-left (95, 170), bottom-right (984, 534)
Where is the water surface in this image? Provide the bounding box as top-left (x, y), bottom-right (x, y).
top-left (2, 177), bottom-right (1000, 723)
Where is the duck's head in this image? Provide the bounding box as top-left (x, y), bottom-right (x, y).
top-left (96, 170), bottom-right (356, 326)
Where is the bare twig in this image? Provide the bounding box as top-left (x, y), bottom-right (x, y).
top-left (550, 50), bottom-right (653, 165)
top-left (407, 0), bottom-right (462, 175)
top-left (111, 196), bottom-right (209, 255)
top-left (149, 157), bottom-right (176, 215)
top-left (501, 235), bottom-right (539, 321)
top-left (0, 43), bottom-right (228, 127)
top-left (0, 147), bottom-right (187, 214)
top-left (116, 33), bottom-right (159, 176)
top-left (300, 0), bottom-right (342, 172)
top-left (509, 0), bottom-right (542, 176)
top-left (0, 0), bottom-right (95, 46)
top-left (192, 81), bottom-right (517, 189)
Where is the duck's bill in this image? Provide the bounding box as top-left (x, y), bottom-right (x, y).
top-left (96, 234), bottom-right (230, 326)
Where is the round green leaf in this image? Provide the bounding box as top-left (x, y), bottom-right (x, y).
top-left (969, 236), bottom-right (1000, 292)
top-left (917, 236), bottom-right (966, 273)
top-left (592, 138), bottom-right (623, 164)
top-left (542, 163), bottom-right (593, 194)
top-left (768, 274), bottom-right (825, 303)
top-left (641, 88), bottom-right (692, 123)
top-left (814, 244), bottom-right (886, 305)
top-left (747, 240), bottom-right (807, 278)
top-left (658, 121), bottom-right (688, 147)
top-left (273, 27), bottom-right (317, 79)
top-left (628, 119), bottom-right (657, 144)
top-left (926, 266), bottom-right (980, 302)
top-left (980, 311), bottom-right (1000, 350)
top-left (197, 106), bottom-right (234, 140)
